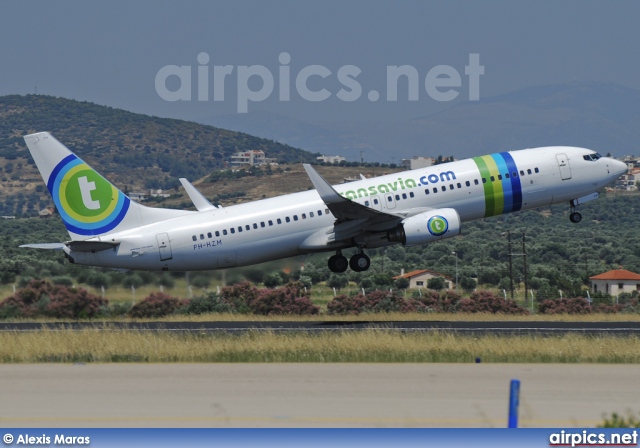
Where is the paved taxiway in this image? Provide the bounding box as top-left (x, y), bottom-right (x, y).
top-left (2, 320), bottom-right (640, 335)
top-left (1, 364), bottom-right (638, 427)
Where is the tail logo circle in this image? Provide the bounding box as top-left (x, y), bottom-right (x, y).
top-left (47, 155), bottom-right (129, 236)
top-left (427, 215), bottom-right (448, 236)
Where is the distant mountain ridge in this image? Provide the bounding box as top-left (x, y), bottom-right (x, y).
top-left (0, 94), bottom-right (318, 190)
top-left (204, 81), bottom-right (640, 161)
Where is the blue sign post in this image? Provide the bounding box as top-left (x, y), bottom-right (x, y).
top-left (508, 379), bottom-right (520, 428)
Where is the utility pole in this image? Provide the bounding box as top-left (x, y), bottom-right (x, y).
top-left (508, 231), bottom-right (514, 300)
top-left (522, 232), bottom-right (528, 301)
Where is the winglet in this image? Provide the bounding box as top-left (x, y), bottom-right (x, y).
top-left (179, 178), bottom-right (217, 212)
top-left (303, 164), bottom-right (350, 205)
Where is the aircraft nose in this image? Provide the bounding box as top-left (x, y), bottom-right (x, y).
top-left (612, 159), bottom-right (628, 177)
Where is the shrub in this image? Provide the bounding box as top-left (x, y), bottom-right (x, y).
top-left (0, 279), bottom-right (107, 319)
top-left (538, 297), bottom-right (592, 315)
top-left (51, 276), bottom-right (74, 287)
top-left (219, 282), bottom-right (259, 314)
top-left (190, 274), bottom-right (212, 289)
top-left (183, 291), bottom-right (236, 314)
top-left (457, 290), bottom-right (529, 314)
top-left (427, 277), bottom-right (446, 291)
top-left (249, 282), bottom-right (319, 315)
top-left (263, 273), bottom-right (283, 288)
top-left (122, 274), bottom-right (144, 288)
top-left (327, 290), bottom-right (423, 315)
top-left (128, 292), bottom-right (184, 318)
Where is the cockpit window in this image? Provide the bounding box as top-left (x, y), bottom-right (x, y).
top-left (583, 153), bottom-right (602, 161)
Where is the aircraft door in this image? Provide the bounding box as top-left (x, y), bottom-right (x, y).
top-left (556, 153), bottom-right (572, 180)
top-left (156, 232), bottom-right (173, 261)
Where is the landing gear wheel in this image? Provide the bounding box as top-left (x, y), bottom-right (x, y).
top-left (569, 212), bottom-right (582, 223)
top-left (328, 254), bottom-right (348, 273)
top-left (349, 253), bottom-right (371, 272)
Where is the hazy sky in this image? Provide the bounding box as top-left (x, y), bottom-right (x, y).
top-left (1, 1), bottom-right (638, 123)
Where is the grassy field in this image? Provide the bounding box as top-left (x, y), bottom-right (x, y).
top-left (0, 330), bottom-right (639, 363)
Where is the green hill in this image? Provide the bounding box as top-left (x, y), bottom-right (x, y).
top-left (0, 94), bottom-right (319, 215)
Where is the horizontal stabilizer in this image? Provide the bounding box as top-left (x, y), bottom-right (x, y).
top-left (179, 178), bottom-right (216, 212)
top-left (20, 243), bottom-right (66, 250)
top-left (21, 241), bottom-right (118, 252)
top-left (67, 241), bottom-right (119, 252)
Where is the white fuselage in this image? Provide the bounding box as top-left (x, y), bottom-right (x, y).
top-left (67, 146), bottom-right (626, 271)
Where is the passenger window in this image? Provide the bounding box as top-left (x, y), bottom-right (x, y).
top-left (276, 219), bottom-right (281, 224)
top-left (310, 212), bottom-right (314, 217)
top-left (482, 178), bottom-right (487, 184)
top-left (286, 217), bottom-right (290, 223)
top-left (402, 193), bottom-right (407, 199)
top-left (449, 184), bottom-right (454, 189)
top-left (261, 222), bottom-right (266, 227)
top-left (192, 235), bottom-right (197, 242)
top-left (253, 223), bottom-right (258, 229)
top-left (505, 173), bottom-right (509, 179)
top-left (318, 210), bottom-right (323, 216)
top-left (230, 228), bottom-right (235, 234)
top-left (442, 186), bottom-right (447, 191)
top-left (293, 215), bottom-right (298, 221)
top-left (223, 229), bottom-right (228, 235)
top-left (268, 220), bottom-right (273, 226)
top-left (238, 227), bottom-right (242, 233)
top-left (512, 171), bottom-right (517, 178)
top-left (490, 176), bottom-right (495, 182)
top-left (245, 225), bottom-right (250, 231)
top-left (373, 199), bottom-right (379, 205)
top-left (302, 214), bottom-right (306, 219)
top-left (215, 231), bottom-right (220, 237)
top-left (395, 194), bottom-right (400, 201)
top-left (527, 169), bottom-right (532, 175)
top-left (433, 187), bottom-right (438, 193)
top-left (425, 189), bottom-right (430, 195)
top-left (200, 234), bottom-right (204, 240)
top-left (409, 192), bottom-right (414, 198)
top-left (457, 183), bottom-right (461, 188)
top-left (465, 181), bottom-right (470, 187)
top-left (520, 170), bottom-right (525, 176)
top-left (498, 174), bottom-right (502, 180)
top-left (388, 196), bottom-right (393, 201)
top-left (364, 201), bottom-right (370, 206)
top-left (325, 209), bottom-right (330, 214)
top-left (474, 179), bottom-right (479, 185)
top-left (534, 167), bottom-right (539, 173)
top-left (207, 232), bottom-right (212, 238)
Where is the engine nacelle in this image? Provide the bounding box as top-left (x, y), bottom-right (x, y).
top-left (387, 208), bottom-right (461, 246)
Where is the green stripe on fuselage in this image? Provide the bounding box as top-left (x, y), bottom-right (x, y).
top-left (473, 155), bottom-right (507, 217)
top-left (483, 155), bottom-right (504, 216)
top-left (473, 156), bottom-right (494, 217)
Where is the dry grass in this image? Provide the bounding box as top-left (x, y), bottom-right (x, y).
top-left (0, 329), bottom-right (639, 363)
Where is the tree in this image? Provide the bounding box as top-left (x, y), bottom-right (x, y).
top-left (427, 276), bottom-right (446, 291)
top-left (460, 276), bottom-right (476, 292)
top-left (327, 274), bottom-right (349, 290)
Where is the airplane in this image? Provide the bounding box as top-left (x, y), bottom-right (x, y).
top-left (21, 132), bottom-right (627, 273)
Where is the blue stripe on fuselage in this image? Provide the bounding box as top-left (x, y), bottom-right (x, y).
top-left (500, 151), bottom-right (522, 212)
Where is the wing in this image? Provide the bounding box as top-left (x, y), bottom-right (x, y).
top-left (303, 164), bottom-right (402, 226)
top-left (302, 165), bottom-right (431, 250)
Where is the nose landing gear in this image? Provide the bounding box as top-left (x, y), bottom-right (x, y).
top-left (569, 203), bottom-right (582, 223)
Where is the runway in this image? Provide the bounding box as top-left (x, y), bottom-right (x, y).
top-left (1, 320), bottom-right (640, 336)
top-left (1, 363), bottom-right (638, 428)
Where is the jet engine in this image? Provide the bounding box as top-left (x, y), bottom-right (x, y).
top-left (387, 208), bottom-right (461, 246)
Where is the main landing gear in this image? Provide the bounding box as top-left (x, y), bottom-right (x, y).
top-left (328, 249), bottom-right (371, 273)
